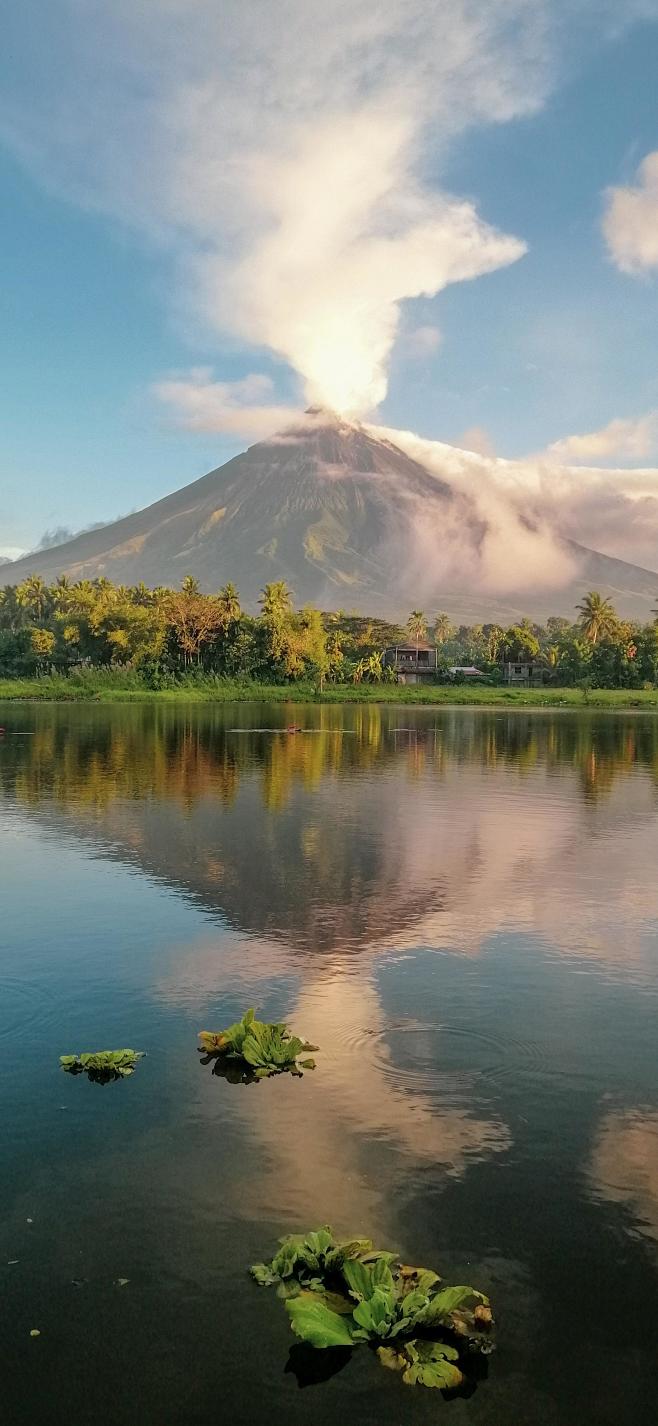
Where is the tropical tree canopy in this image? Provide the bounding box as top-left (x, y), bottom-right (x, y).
top-left (576, 591), bottom-right (618, 644)
top-left (406, 610), bottom-right (428, 648)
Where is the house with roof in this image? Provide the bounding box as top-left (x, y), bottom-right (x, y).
top-left (383, 640), bottom-right (439, 684)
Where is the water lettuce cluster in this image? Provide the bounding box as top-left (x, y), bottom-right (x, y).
top-left (198, 1007), bottom-right (318, 1080)
top-left (251, 1226), bottom-right (493, 1391)
top-left (59, 1049), bottom-right (144, 1083)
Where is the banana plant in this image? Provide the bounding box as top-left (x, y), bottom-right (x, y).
top-left (59, 1049), bottom-right (144, 1083)
top-left (198, 1008), bottom-right (318, 1078)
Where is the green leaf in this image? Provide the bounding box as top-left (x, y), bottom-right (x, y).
top-left (371, 1257), bottom-right (395, 1295)
top-left (305, 1229), bottom-right (334, 1258)
top-left (421, 1285), bottom-right (479, 1325)
top-left (286, 1292), bottom-right (355, 1348)
top-left (401, 1340), bottom-right (463, 1390)
top-left (352, 1288), bottom-right (395, 1339)
top-left (343, 1259), bottom-right (375, 1302)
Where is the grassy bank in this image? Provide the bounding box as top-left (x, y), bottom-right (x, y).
top-left (1, 671), bottom-right (658, 708)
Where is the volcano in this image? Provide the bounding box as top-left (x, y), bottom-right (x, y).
top-left (5, 411), bottom-right (658, 621)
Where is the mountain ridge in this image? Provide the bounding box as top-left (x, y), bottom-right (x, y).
top-left (4, 412), bottom-right (658, 622)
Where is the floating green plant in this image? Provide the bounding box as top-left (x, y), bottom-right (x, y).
top-left (59, 1050), bottom-right (144, 1084)
top-left (198, 1008), bottom-right (318, 1079)
top-left (252, 1226), bottom-right (493, 1393)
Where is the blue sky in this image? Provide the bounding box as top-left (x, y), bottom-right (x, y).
top-left (1, 1), bottom-right (658, 559)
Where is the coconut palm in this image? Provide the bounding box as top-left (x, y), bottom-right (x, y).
top-left (576, 591), bottom-right (618, 645)
top-left (406, 609), bottom-right (427, 652)
top-left (433, 612), bottom-right (455, 645)
top-left (260, 581), bottom-right (292, 621)
top-left (219, 582), bottom-right (241, 623)
top-left (17, 574), bottom-right (49, 622)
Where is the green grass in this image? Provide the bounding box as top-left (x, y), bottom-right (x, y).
top-left (1, 670), bottom-right (658, 708)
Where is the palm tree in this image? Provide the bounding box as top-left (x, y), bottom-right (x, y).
top-left (576, 591), bottom-right (618, 644)
top-left (433, 612), bottom-right (455, 645)
top-left (406, 609), bottom-right (427, 653)
top-left (219, 582), bottom-right (241, 623)
top-left (131, 582), bottom-right (153, 607)
top-left (181, 574), bottom-right (200, 596)
top-left (53, 575), bottom-right (72, 612)
top-left (17, 574), bottom-right (49, 622)
top-left (260, 581), bottom-right (292, 621)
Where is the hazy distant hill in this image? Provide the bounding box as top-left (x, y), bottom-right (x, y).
top-left (6, 412), bottom-right (658, 622)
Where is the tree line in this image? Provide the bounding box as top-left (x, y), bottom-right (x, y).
top-left (0, 574), bottom-right (657, 687)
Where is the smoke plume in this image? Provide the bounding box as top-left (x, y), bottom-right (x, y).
top-left (0, 0), bottom-right (575, 414)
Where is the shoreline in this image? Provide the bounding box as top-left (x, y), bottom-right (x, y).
top-left (1, 678), bottom-right (658, 710)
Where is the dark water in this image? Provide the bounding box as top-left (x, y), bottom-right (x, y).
top-left (1, 702), bottom-right (657, 1425)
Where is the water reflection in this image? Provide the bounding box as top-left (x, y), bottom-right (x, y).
top-left (2, 703), bottom-right (658, 1424)
top-left (589, 1108), bottom-right (658, 1246)
top-left (1, 704), bottom-right (657, 974)
top-left (204, 970), bottom-right (511, 1227)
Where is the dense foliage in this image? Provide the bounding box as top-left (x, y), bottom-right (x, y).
top-left (1, 573), bottom-right (657, 687)
top-left (198, 1007), bottom-right (318, 1080)
top-left (252, 1226), bottom-right (494, 1392)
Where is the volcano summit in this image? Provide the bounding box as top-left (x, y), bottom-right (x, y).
top-left (6, 411), bottom-right (658, 622)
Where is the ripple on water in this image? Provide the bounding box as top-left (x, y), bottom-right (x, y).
top-left (337, 1016), bottom-right (551, 1094)
top-left (0, 974), bottom-right (61, 1043)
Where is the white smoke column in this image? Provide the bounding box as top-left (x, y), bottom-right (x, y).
top-left (211, 108), bottom-right (525, 412)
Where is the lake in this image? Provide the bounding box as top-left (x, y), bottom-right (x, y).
top-left (1, 701), bottom-right (657, 1425)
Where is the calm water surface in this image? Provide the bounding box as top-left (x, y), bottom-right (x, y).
top-left (1, 702), bottom-right (657, 1425)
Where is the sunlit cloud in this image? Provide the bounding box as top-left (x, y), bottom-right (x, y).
top-left (603, 150), bottom-right (658, 274)
top-left (544, 410), bottom-right (658, 464)
top-left (153, 369), bottom-right (300, 438)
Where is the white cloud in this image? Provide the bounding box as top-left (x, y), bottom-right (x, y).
top-left (531, 460), bottom-right (658, 570)
top-left (0, 0), bottom-right (555, 413)
top-left (153, 370), bottom-right (300, 439)
top-left (459, 425), bottom-right (496, 457)
top-left (603, 151), bottom-right (658, 274)
top-left (370, 424), bottom-right (579, 594)
top-left (402, 324), bottom-right (443, 358)
top-left (545, 410), bottom-right (658, 463)
top-left (372, 422), bottom-right (658, 577)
